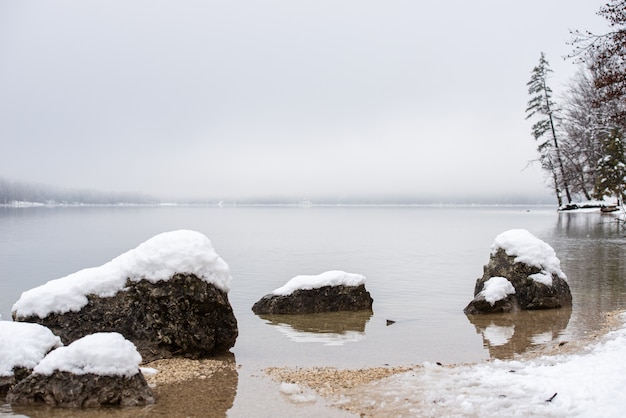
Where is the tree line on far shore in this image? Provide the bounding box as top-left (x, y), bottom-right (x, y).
top-left (526, 0), bottom-right (626, 207)
top-left (0, 177), bottom-right (157, 205)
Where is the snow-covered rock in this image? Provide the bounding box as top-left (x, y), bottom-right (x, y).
top-left (33, 332), bottom-right (142, 377)
top-left (0, 321), bottom-right (62, 394)
top-left (12, 230), bottom-right (238, 361)
top-left (271, 271), bottom-right (366, 296)
top-left (490, 229), bottom-right (566, 285)
top-left (12, 230), bottom-right (232, 319)
top-left (481, 277), bottom-right (516, 305)
top-left (252, 270), bottom-right (373, 314)
top-left (464, 229), bottom-right (572, 314)
top-left (6, 333), bottom-right (154, 407)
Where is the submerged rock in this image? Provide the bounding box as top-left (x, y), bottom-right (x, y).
top-left (464, 229), bottom-right (572, 315)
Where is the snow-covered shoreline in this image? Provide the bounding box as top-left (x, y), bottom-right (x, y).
top-left (266, 309), bottom-right (626, 417)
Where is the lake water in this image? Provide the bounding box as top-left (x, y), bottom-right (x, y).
top-left (1, 205), bottom-right (626, 416)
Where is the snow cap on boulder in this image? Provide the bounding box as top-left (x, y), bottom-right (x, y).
top-left (272, 270), bottom-right (366, 296)
top-left (491, 228), bottom-right (566, 285)
top-left (12, 230), bottom-right (232, 319)
top-left (33, 332), bottom-right (142, 378)
top-left (480, 277), bottom-right (516, 306)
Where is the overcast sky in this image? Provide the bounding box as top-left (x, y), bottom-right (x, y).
top-left (0, 1), bottom-right (610, 202)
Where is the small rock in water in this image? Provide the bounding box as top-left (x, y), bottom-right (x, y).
top-left (252, 283), bottom-right (373, 314)
top-left (386, 319), bottom-right (396, 326)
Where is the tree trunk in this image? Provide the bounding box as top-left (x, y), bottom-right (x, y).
top-left (549, 115), bottom-right (573, 203)
top-left (550, 163), bottom-right (563, 207)
top-left (544, 77), bottom-right (572, 204)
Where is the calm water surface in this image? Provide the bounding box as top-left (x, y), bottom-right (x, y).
top-left (1, 205), bottom-right (625, 416)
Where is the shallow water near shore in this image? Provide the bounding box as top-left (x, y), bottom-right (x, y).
top-left (1, 205), bottom-right (626, 416)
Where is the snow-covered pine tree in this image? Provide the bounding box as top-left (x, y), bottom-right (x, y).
top-left (526, 52), bottom-right (572, 206)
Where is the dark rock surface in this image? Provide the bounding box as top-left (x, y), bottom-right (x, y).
top-left (464, 248), bottom-right (572, 314)
top-left (252, 284), bottom-right (373, 314)
top-left (463, 293), bottom-right (519, 315)
top-left (0, 376), bottom-right (12, 396)
top-left (14, 274), bottom-right (238, 362)
top-left (0, 367), bottom-right (32, 396)
top-left (6, 371), bottom-right (154, 407)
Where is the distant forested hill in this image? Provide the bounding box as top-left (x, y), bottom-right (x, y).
top-left (0, 177), bottom-right (158, 205)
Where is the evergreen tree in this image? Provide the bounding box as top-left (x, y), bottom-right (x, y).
top-left (595, 128), bottom-right (626, 205)
top-left (526, 52), bottom-right (572, 206)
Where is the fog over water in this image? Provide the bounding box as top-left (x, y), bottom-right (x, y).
top-left (0, 1), bottom-right (609, 202)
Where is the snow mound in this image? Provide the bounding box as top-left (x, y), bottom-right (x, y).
top-left (0, 321), bottom-right (63, 377)
top-left (272, 270), bottom-right (366, 296)
top-left (279, 382), bottom-right (317, 403)
top-left (12, 230), bottom-right (232, 319)
top-left (480, 277), bottom-right (515, 305)
top-left (33, 332), bottom-right (142, 378)
top-left (491, 229), bottom-right (566, 284)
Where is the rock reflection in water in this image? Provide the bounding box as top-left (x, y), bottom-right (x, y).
top-left (466, 308), bottom-right (572, 359)
top-left (8, 354), bottom-right (238, 418)
top-left (259, 310), bottom-right (373, 346)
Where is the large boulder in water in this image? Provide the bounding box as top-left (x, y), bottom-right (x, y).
top-left (252, 271), bottom-right (373, 314)
top-left (12, 230), bottom-right (238, 362)
top-left (7, 333), bottom-right (154, 407)
top-left (464, 229), bottom-right (572, 315)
